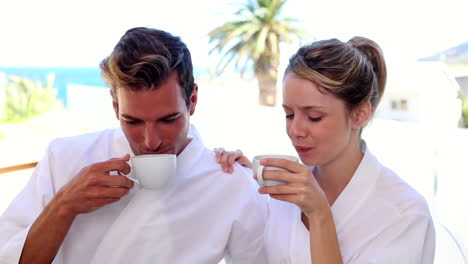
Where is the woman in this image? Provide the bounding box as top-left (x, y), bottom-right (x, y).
top-left (216, 37), bottom-right (435, 263)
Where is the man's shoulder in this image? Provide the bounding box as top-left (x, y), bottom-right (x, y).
top-left (201, 148), bottom-right (252, 175)
top-left (230, 163), bottom-right (255, 179)
top-left (194, 148), bottom-right (256, 185)
top-left (50, 128), bottom-right (122, 148)
top-left (48, 128), bottom-right (122, 153)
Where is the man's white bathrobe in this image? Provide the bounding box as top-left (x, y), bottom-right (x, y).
top-left (0, 126), bottom-right (268, 264)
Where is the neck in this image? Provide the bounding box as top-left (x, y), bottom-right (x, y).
top-left (314, 138), bottom-right (364, 206)
top-left (177, 137), bottom-right (193, 156)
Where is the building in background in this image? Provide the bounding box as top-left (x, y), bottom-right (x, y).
top-left (453, 71), bottom-right (468, 96)
top-left (420, 41), bottom-right (468, 87)
top-left (377, 62), bottom-right (462, 128)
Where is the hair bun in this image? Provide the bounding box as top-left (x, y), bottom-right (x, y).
top-left (348, 37), bottom-right (387, 106)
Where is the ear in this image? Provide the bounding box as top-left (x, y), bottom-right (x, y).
top-left (188, 84), bottom-right (198, 116)
top-left (110, 89), bottom-right (119, 120)
top-left (351, 101), bottom-right (372, 129)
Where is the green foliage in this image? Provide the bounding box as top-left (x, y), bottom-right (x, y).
top-left (208, 0), bottom-right (304, 76)
top-left (2, 74), bottom-right (61, 123)
top-left (462, 94), bottom-right (468, 128)
top-left (208, 0), bottom-right (304, 105)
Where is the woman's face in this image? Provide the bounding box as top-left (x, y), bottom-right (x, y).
top-left (282, 73), bottom-right (356, 167)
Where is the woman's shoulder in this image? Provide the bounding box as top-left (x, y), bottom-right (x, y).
top-left (372, 164), bottom-right (432, 219)
top-left (341, 165), bottom-right (435, 263)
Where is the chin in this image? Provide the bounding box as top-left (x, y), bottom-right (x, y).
top-left (297, 154), bottom-right (320, 167)
top-left (302, 160), bottom-right (319, 167)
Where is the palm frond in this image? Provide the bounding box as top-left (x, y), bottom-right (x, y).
top-left (208, 0), bottom-right (304, 75)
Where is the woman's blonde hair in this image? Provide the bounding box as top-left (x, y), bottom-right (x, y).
top-left (285, 37), bottom-right (387, 113)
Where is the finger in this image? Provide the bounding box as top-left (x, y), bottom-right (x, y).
top-left (109, 154), bottom-right (131, 162)
top-left (237, 156), bottom-right (253, 168)
top-left (118, 162), bottom-right (131, 175)
top-left (260, 158), bottom-right (303, 173)
top-left (231, 150), bottom-right (246, 170)
top-left (94, 158), bottom-right (131, 174)
top-left (213, 148), bottom-right (225, 163)
top-left (226, 152), bottom-right (242, 173)
top-left (220, 151), bottom-right (230, 172)
top-left (110, 162), bottom-right (132, 176)
top-left (98, 175), bottom-right (134, 189)
top-left (213, 148), bottom-right (225, 153)
top-left (259, 185), bottom-right (302, 195)
top-left (234, 149), bottom-right (243, 157)
top-left (261, 170), bottom-right (300, 183)
top-left (226, 151), bottom-right (239, 165)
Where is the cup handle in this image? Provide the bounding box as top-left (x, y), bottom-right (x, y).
top-left (118, 162), bottom-right (140, 184)
top-left (121, 172), bottom-right (140, 184)
top-left (257, 165), bottom-right (265, 186)
top-left (109, 170), bottom-right (140, 185)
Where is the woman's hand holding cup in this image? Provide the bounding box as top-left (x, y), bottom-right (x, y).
top-left (252, 155), bottom-right (298, 187)
top-left (256, 157), bottom-right (329, 218)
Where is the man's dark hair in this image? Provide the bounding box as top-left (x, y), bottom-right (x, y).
top-left (100, 27), bottom-right (195, 106)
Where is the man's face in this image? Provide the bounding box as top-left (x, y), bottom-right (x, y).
top-left (113, 72), bottom-right (197, 156)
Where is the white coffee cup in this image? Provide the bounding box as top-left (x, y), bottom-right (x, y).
top-left (127, 154), bottom-right (176, 189)
top-left (252, 154), bottom-right (299, 187)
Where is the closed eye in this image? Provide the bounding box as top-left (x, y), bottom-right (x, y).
top-left (161, 114), bottom-right (181, 123)
top-left (124, 119), bottom-right (141, 125)
top-left (309, 117), bottom-right (322, 122)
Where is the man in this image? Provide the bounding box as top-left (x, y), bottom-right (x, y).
top-left (0, 27), bottom-right (267, 263)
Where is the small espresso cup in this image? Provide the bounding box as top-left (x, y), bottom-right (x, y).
top-left (252, 155), bottom-right (299, 187)
top-left (127, 154), bottom-right (176, 189)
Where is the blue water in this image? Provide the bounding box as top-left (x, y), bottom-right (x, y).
top-left (0, 67), bottom-right (105, 107)
top-left (0, 67), bottom-right (208, 107)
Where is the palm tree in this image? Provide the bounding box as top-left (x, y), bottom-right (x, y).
top-left (209, 0), bottom-right (303, 106)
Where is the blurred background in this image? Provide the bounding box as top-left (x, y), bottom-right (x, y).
top-left (0, 0), bottom-right (467, 262)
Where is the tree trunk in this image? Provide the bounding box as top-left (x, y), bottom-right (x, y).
top-left (255, 56), bottom-right (278, 106)
top-left (257, 72), bottom-right (277, 106)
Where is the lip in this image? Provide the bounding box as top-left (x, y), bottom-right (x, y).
top-left (140, 150), bottom-right (172, 155)
top-left (295, 146), bottom-right (313, 153)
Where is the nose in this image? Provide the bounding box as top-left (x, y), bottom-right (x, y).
top-left (144, 123), bottom-right (162, 151)
top-left (288, 116), bottom-right (307, 139)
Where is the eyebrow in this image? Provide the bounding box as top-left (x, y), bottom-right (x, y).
top-left (282, 104), bottom-right (326, 110)
top-left (120, 112), bottom-right (181, 121)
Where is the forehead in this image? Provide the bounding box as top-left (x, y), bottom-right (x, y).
top-left (282, 74), bottom-right (341, 109)
top-left (116, 73), bottom-right (186, 117)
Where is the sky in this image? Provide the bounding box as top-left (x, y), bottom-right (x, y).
top-left (0, 0), bottom-right (467, 68)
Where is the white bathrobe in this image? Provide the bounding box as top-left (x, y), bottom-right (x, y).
top-left (0, 125), bottom-right (268, 264)
top-left (264, 144), bottom-right (435, 264)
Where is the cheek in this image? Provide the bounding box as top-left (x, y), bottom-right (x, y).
top-left (164, 118), bottom-right (189, 142)
top-left (285, 120), bottom-right (291, 137)
top-left (319, 121), bottom-right (351, 149)
top-left (310, 119), bottom-right (345, 145)
top-left (121, 123), bottom-right (142, 144)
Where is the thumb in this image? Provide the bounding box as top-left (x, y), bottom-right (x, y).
top-left (111, 154), bottom-right (131, 162)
